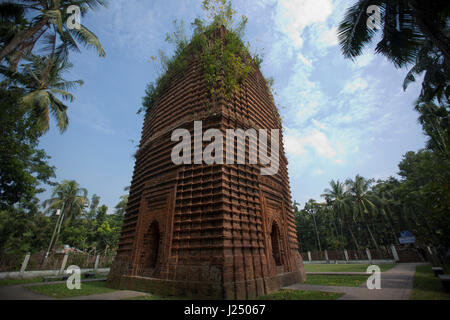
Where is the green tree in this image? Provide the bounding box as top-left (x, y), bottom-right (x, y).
top-left (43, 180), bottom-right (88, 251)
top-left (303, 199), bottom-right (323, 252)
top-left (321, 179), bottom-right (359, 250)
top-left (1, 54), bottom-right (84, 133)
top-left (345, 175), bottom-right (381, 250)
top-left (0, 0), bottom-right (106, 69)
top-left (338, 1), bottom-right (449, 69)
top-left (0, 88), bottom-right (56, 208)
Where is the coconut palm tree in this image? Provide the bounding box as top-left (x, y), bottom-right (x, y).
top-left (403, 39), bottom-right (449, 105)
top-left (414, 102), bottom-right (450, 156)
top-left (43, 180), bottom-right (88, 253)
top-left (304, 199), bottom-right (322, 253)
top-left (345, 175), bottom-right (381, 250)
top-left (0, 0), bottom-right (106, 69)
top-left (321, 179), bottom-right (360, 250)
top-left (338, 0), bottom-right (449, 69)
top-left (0, 54), bottom-right (83, 133)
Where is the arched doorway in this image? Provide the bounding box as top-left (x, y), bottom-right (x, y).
top-left (271, 222), bottom-right (282, 266)
top-left (142, 221), bottom-right (160, 274)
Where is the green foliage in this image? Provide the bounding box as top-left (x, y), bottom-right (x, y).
top-left (26, 281), bottom-right (115, 298)
top-left (140, 0), bottom-right (263, 114)
top-left (0, 0), bottom-right (107, 69)
top-left (296, 146), bottom-right (450, 251)
top-left (411, 265), bottom-right (450, 300)
top-left (256, 289), bottom-right (343, 300)
top-left (0, 88), bottom-right (56, 208)
top-left (306, 275), bottom-right (369, 287)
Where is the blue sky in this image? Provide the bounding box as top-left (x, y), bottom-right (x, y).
top-left (38, 0), bottom-right (426, 212)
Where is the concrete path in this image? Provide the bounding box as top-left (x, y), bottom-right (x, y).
top-left (0, 283), bottom-right (57, 300)
top-left (65, 290), bottom-right (150, 300)
top-left (306, 272), bottom-right (367, 275)
top-left (0, 278), bottom-right (148, 300)
top-left (285, 263), bottom-right (428, 300)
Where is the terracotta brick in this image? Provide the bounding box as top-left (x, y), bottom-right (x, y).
top-left (107, 26), bottom-right (306, 299)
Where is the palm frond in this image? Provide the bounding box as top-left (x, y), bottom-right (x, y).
top-left (68, 24), bottom-right (106, 57)
top-left (337, 0), bottom-right (379, 60)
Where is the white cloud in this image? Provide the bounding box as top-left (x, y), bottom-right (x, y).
top-left (351, 53), bottom-right (376, 69)
top-left (285, 127), bottom-right (336, 159)
top-left (342, 77), bottom-right (369, 94)
top-left (312, 168), bottom-right (324, 176)
top-left (274, 0), bottom-right (334, 49)
top-left (318, 26), bottom-right (339, 47)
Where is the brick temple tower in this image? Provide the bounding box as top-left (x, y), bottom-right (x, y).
top-left (108, 27), bottom-right (306, 299)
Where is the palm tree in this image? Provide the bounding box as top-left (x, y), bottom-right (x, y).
top-left (403, 39), bottom-right (449, 105)
top-left (304, 199), bottom-right (322, 253)
top-left (1, 54), bottom-right (83, 133)
top-left (321, 179), bottom-right (360, 250)
top-left (43, 180), bottom-right (88, 253)
top-left (338, 0), bottom-right (450, 69)
top-left (345, 175), bottom-right (381, 250)
top-left (0, 0), bottom-right (106, 69)
top-left (414, 102), bottom-right (450, 156)
top-left (372, 180), bottom-right (401, 245)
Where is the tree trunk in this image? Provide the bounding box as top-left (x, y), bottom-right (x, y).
top-left (0, 18), bottom-right (49, 63)
top-left (348, 225), bottom-right (360, 250)
top-left (312, 214), bottom-right (322, 252)
top-left (366, 223), bottom-right (380, 251)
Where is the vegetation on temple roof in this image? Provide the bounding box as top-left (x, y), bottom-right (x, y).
top-left (139, 0), bottom-right (265, 115)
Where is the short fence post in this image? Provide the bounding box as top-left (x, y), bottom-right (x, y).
top-left (344, 249), bottom-right (349, 262)
top-left (391, 245), bottom-right (399, 262)
top-left (59, 253), bottom-right (68, 275)
top-left (94, 255), bottom-right (100, 270)
top-left (20, 253), bottom-right (31, 273)
top-left (324, 250), bottom-right (329, 263)
top-left (366, 248), bottom-right (372, 263)
top-left (307, 251), bottom-right (312, 262)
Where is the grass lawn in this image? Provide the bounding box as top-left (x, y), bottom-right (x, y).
top-left (26, 281), bottom-right (116, 298)
top-left (256, 289), bottom-right (343, 300)
top-left (125, 289), bottom-right (343, 300)
top-left (0, 273), bottom-right (107, 287)
top-left (0, 277), bottom-right (43, 286)
top-left (410, 265), bottom-right (450, 300)
top-left (304, 263), bottom-right (395, 273)
top-left (125, 294), bottom-right (184, 300)
top-left (305, 274), bottom-right (368, 287)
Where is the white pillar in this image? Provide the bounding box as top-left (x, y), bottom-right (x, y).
top-left (324, 250), bottom-right (329, 262)
top-left (59, 254), bottom-right (69, 275)
top-left (94, 255), bottom-right (100, 270)
top-left (344, 249), bottom-right (349, 262)
top-left (391, 245), bottom-right (399, 262)
top-left (307, 251), bottom-right (312, 262)
top-left (20, 253), bottom-right (31, 273)
top-left (366, 248), bottom-right (372, 263)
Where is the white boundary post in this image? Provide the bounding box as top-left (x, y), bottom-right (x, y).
top-left (20, 253), bottom-right (31, 273)
top-left (366, 248), bottom-right (372, 263)
top-left (59, 253), bottom-right (69, 275)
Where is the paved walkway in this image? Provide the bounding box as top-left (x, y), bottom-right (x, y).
top-left (285, 263), bottom-right (428, 300)
top-left (1, 263), bottom-right (427, 300)
top-left (0, 278), bottom-right (149, 300)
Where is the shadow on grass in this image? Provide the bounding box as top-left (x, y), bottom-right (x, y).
top-left (410, 265), bottom-right (450, 300)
